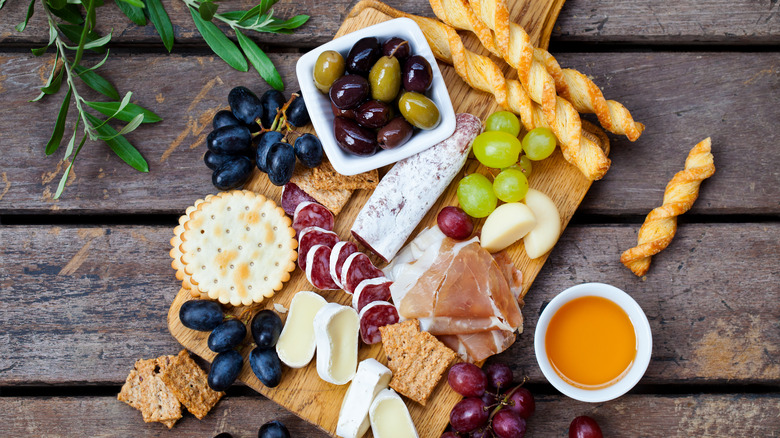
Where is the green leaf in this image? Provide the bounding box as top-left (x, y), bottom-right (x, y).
top-left (235, 30), bottom-right (283, 91)
top-left (32, 26), bottom-right (59, 56)
top-left (99, 113), bottom-right (144, 140)
top-left (48, 0), bottom-right (68, 10)
top-left (74, 66), bottom-right (120, 100)
top-left (50, 4), bottom-right (84, 25)
top-left (90, 91), bottom-right (133, 130)
top-left (189, 7), bottom-right (248, 72)
top-left (263, 15), bottom-right (309, 31)
top-left (236, 0), bottom-right (276, 23)
top-left (144, 0), bottom-right (174, 52)
top-left (81, 31), bottom-right (112, 50)
top-left (115, 0), bottom-right (146, 25)
top-left (40, 68), bottom-right (65, 95)
top-left (57, 24), bottom-right (105, 52)
top-left (45, 87), bottom-right (73, 155)
top-left (117, 0), bottom-right (144, 7)
top-left (15, 0), bottom-right (36, 32)
top-left (30, 53), bottom-right (59, 102)
top-left (78, 49), bottom-right (111, 73)
top-left (85, 100), bottom-right (161, 123)
top-left (63, 118), bottom-right (80, 160)
top-left (217, 10), bottom-right (246, 21)
top-left (54, 134), bottom-right (87, 199)
top-left (85, 113), bottom-right (149, 172)
top-left (0, 0), bottom-right (8, 12)
top-left (198, 1), bottom-right (219, 21)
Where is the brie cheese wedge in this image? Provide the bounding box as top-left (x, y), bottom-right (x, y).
top-left (313, 303), bottom-right (360, 385)
top-left (336, 359), bottom-right (392, 438)
top-left (369, 389), bottom-right (419, 438)
top-left (276, 291), bottom-right (327, 368)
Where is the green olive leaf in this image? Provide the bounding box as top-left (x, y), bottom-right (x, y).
top-left (74, 66), bottom-right (120, 100)
top-left (85, 100), bottom-right (162, 123)
top-left (189, 6), bottom-right (248, 72)
top-left (15, 0), bottom-right (36, 32)
top-left (45, 86), bottom-right (73, 155)
top-left (198, 1), bottom-right (219, 21)
top-left (63, 118), bottom-right (80, 160)
top-left (263, 14), bottom-right (309, 31)
top-left (48, 0), bottom-right (68, 10)
top-left (115, 0), bottom-right (147, 25)
top-left (50, 4), bottom-right (84, 25)
top-left (54, 134), bottom-right (87, 199)
top-left (85, 113), bottom-right (150, 172)
top-left (40, 67), bottom-right (65, 95)
top-left (116, 0), bottom-right (144, 8)
top-left (235, 30), bottom-right (283, 91)
top-left (144, 0), bottom-right (174, 52)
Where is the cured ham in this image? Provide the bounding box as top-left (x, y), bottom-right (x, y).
top-left (385, 226), bottom-right (524, 362)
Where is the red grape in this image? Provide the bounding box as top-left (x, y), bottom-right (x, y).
top-left (471, 427), bottom-right (492, 438)
top-left (449, 397), bottom-right (489, 433)
top-left (493, 409), bottom-right (527, 438)
top-left (569, 416), bottom-right (603, 438)
top-left (506, 387), bottom-right (535, 419)
top-left (448, 363), bottom-right (487, 397)
top-left (484, 363), bottom-right (513, 390)
top-left (440, 433), bottom-right (459, 438)
top-left (481, 390), bottom-right (498, 407)
top-left (437, 206), bottom-right (474, 240)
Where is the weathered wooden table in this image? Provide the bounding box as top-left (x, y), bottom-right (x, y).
top-left (1, 0), bottom-right (778, 436)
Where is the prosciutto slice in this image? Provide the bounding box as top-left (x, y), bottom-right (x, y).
top-left (385, 227), bottom-right (525, 362)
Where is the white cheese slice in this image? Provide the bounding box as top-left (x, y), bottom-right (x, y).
top-left (480, 202), bottom-right (537, 253)
top-left (313, 303), bottom-right (360, 385)
top-left (369, 389), bottom-right (419, 438)
top-left (523, 188), bottom-right (562, 259)
top-left (336, 359), bottom-right (392, 438)
top-left (276, 291), bottom-right (327, 368)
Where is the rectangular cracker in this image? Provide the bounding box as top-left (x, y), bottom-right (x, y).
top-left (160, 350), bottom-right (224, 420)
top-left (379, 319), bottom-right (457, 405)
top-left (290, 175), bottom-right (352, 215)
top-left (292, 161), bottom-right (380, 191)
top-left (118, 357), bottom-right (182, 428)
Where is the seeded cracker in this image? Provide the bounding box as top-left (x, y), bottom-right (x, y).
top-left (292, 161), bottom-right (380, 191)
top-left (379, 319), bottom-right (457, 405)
top-left (160, 350), bottom-right (224, 419)
top-left (179, 190), bottom-right (297, 306)
top-left (118, 356), bottom-right (182, 428)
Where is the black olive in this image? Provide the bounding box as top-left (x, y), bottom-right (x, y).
top-left (346, 37), bottom-right (381, 76)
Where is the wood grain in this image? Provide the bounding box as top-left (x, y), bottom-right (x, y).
top-left (1, 223), bottom-right (777, 386)
top-left (1, 394), bottom-right (778, 437)
top-left (1, 0), bottom-right (777, 46)
top-left (1, 51), bottom-right (776, 215)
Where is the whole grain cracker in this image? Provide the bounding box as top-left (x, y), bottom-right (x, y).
top-left (379, 319), bottom-right (457, 405)
top-left (160, 350), bottom-right (224, 419)
top-left (292, 161), bottom-right (379, 191)
top-left (179, 190), bottom-right (297, 306)
top-left (118, 356), bottom-right (182, 428)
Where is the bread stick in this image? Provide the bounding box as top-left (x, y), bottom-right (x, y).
top-left (621, 138), bottom-right (715, 276)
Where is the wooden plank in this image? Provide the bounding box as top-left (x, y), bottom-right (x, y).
top-left (1, 0), bottom-right (777, 46)
top-left (1, 223), bottom-right (777, 386)
top-left (0, 51), bottom-right (777, 215)
top-left (1, 394), bottom-right (778, 436)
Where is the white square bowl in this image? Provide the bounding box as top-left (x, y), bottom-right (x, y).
top-left (296, 18), bottom-right (456, 176)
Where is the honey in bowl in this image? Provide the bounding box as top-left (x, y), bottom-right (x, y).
top-left (545, 296), bottom-right (637, 389)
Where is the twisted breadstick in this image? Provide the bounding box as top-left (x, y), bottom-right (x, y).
top-left (429, 0), bottom-right (644, 141)
top-left (621, 138), bottom-right (715, 276)
top-left (361, 1), bottom-right (610, 180)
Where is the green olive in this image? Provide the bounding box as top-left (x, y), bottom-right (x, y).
top-left (398, 92), bottom-right (440, 130)
top-left (368, 56), bottom-right (401, 102)
top-left (313, 50), bottom-right (346, 93)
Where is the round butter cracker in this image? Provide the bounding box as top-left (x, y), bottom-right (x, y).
top-left (179, 190), bottom-right (297, 306)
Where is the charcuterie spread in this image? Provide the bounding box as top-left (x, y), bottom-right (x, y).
top-left (152, 1), bottom-right (716, 437)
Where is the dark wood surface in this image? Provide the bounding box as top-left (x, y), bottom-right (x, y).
top-left (0, 0), bottom-right (778, 436)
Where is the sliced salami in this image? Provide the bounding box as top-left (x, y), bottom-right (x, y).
top-left (281, 182), bottom-right (319, 217)
top-left (352, 277), bottom-right (392, 312)
top-left (298, 226), bottom-right (339, 271)
top-left (329, 241), bottom-right (358, 289)
top-left (305, 244), bottom-right (340, 290)
top-left (293, 201), bottom-right (335, 234)
top-left (341, 252), bottom-right (384, 294)
top-left (358, 301), bottom-right (400, 344)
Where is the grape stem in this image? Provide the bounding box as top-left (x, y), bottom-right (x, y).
top-left (486, 375), bottom-right (529, 422)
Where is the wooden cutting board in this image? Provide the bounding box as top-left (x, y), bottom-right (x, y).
top-left (168, 0), bottom-right (607, 436)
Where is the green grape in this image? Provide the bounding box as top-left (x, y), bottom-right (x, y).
top-left (516, 155), bottom-right (532, 176)
top-left (493, 168), bottom-right (529, 202)
top-left (485, 111), bottom-right (521, 137)
top-left (522, 127), bottom-right (557, 161)
top-left (457, 173), bottom-right (497, 218)
top-left (473, 131), bottom-right (523, 168)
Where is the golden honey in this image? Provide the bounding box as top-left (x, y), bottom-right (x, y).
top-left (545, 296), bottom-right (637, 389)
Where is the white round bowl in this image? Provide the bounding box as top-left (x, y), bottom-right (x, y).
top-left (534, 282), bottom-right (652, 403)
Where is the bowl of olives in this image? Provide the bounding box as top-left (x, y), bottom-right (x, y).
top-left (296, 18), bottom-right (456, 175)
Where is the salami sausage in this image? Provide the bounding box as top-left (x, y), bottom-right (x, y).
top-left (281, 182), bottom-right (319, 217)
top-left (305, 244), bottom-right (340, 290)
top-left (329, 241), bottom-right (358, 289)
top-left (298, 227), bottom-right (339, 271)
top-left (352, 277), bottom-right (392, 312)
top-left (358, 301), bottom-right (400, 344)
top-left (341, 252), bottom-right (384, 294)
top-left (351, 113), bottom-right (481, 262)
top-left (293, 201), bottom-right (335, 234)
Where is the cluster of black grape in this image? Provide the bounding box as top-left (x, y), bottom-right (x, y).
top-left (214, 420), bottom-right (290, 438)
top-left (178, 300), bottom-right (284, 391)
top-left (443, 363), bottom-right (535, 438)
top-left (205, 86), bottom-right (323, 190)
